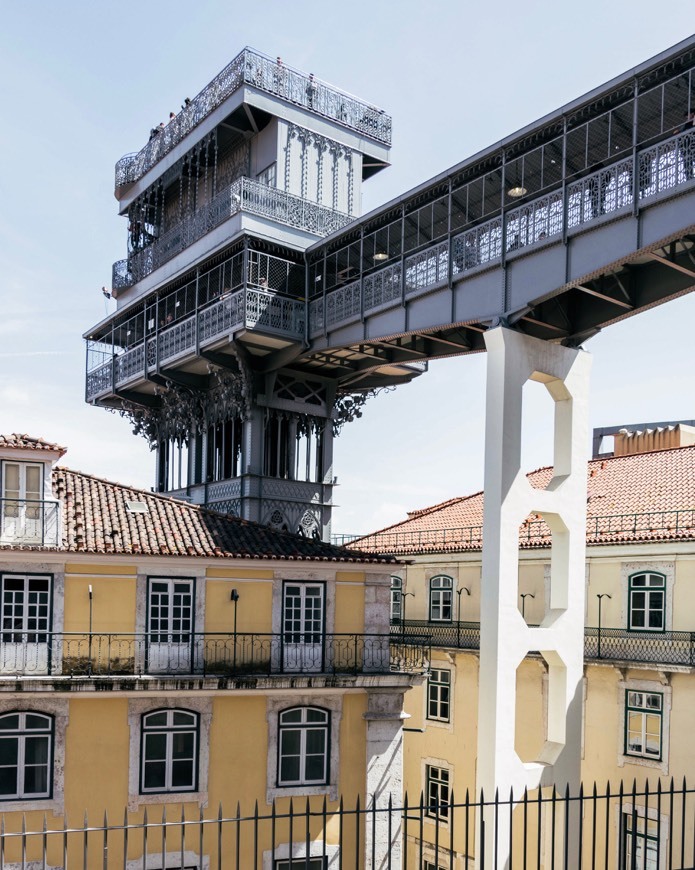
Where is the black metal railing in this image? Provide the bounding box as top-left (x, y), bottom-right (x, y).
top-left (0, 631), bottom-right (430, 677)
top-left (0, 498), bottom-right (60, 547)
top-left (393, 619), bottom-right (695, 667)
top-left (356, 507), bottom-right (695, 554)
top-left (2, 777), bottom-right (693, 868)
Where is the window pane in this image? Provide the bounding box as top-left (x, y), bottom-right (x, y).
top-left (0, 764), bottom-right (18, 796)
top-left (280, 709), bottom-right (302, 724)
top-left (144, 733), bottom-right (167, 760)
top-left (172, 732), bottom-right (194, 760)
top-left (306, 709), bottom-right (327, 723)
top-left (143, 761), bottom-right (166, 789)
top-left (280, 755), bottom-right (300, 783)
top-left (304, 754), bottom-right (325, 782)
top-left (280, 730), bottom-right (300, 755)
top-left (171, 759), bottom-right (194, 787)
top-left (0, 714), bottom-right (20, 731)
top-left (0, 738), bottom-right (18, 765)
top-left (25, 714), bottom-right (50, 731)
top-left (145, 712), bottom-right (168, 727)
top-left (24, 736), bottom-right (49, 765)
top-left (23, 763), bottom-right (48, 796)
top-left (305, 729), bottom-right (326, 755)
top-left (173, 711), bottom-right (196, 727)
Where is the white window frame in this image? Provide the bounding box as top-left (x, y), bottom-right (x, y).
top-left (127, 698), bottom-right (211, 810)
top-left (257, 162), bottom-right (277, 188)
top-left (0, 711), bottom-right (53, 801)
top-left (277, 706), bottom-right (329, 787)
top-left (627, 572), bottom-right (666, 633)
top-left (618, 679), bottom-right (671, 775)
top-left (140, 709), bottom-right (199, 795)
top-left (425, 763), bottom-right (450, 821)
top-left (429, 575), bottom-right (453, 623)
top-left (620, 562), bottom-right (674, 634)
top-left (390, 576), bottom-right (402, 624)
top-left (0, 699), bottom-right (67, 814)
top-left (266, 694), bottom-right (342, 803)
top-left (263, 842), bottom-right (338, 870)
top-left (426, 668), bottom-right (451, 724)
top-left (619, 803), bottom-right (669, 870)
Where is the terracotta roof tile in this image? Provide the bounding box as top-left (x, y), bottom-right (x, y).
top-left (356, 445), bottom-right (695, 554)
top-left (0, 466), bottom-right (395, 564)
top-left (0, 434), bottom-right (67, 457)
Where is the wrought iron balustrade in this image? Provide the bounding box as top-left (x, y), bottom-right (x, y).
top-left (4, 777), bottom-right (694, 869)
top-left (0, 631), bottom-right (429, 677)
top-left (112, 176), bottom-right (351, 291)
top-left (313, 126), bottom-right (695, 335)
top-left (393, 619), bottom-right (695, 667)
top-left (355, 508), bottom-right (695, 555)
top-left (0, 498), bottom-right (60, 547)
top-left (115, 48), bottom-right (391, 189)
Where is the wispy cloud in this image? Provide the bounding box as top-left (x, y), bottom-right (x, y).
top-left (0, 350), bottom-right (79, 357)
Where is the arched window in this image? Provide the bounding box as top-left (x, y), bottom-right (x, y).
top-left (628, 572), bottom-right (666, 632)
top-left (390, 576), bottom-right (402, 624)
top-left (141, 709), bottom-right (199, 794)
top-left (429, 575), bottom-right (453, 622)
top-left (278, 707), bottom-right (329, 786)
top-left (0, 711), bottom-right (53, 800)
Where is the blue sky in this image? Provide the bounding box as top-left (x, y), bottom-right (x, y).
top-left (1, 2), bottom-right (692, 534)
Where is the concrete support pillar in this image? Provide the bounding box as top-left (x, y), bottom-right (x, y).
top-left (476, 327), bottom-right (591, 868)
top-left (241, 406), bottom-right (265, 523)
top-left (363, 690), bottom-right (407, 869)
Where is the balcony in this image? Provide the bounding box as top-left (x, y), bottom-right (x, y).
top-left (394, 620), bottom-right (695, 668)
top-left (113, 177), bottom-right (352, 292)
top-left (0, 631), bottom-right (430, 679)
top-left (87, 245), bottom-right (312, 404)
top-left (0, 498), bottom-right (60, 547)
top-left (115, 48), bottom-right (391, 190)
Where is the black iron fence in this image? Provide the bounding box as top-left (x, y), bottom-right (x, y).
top-left (0, 631), bottom-right (429, 678)
top-left (1, 778), bottom-right (694, 868)
top-left (395, 620), bottom-right (695, 667)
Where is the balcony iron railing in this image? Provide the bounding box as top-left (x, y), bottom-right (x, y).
top-left (3, 777), bottom-right (695, 869)
top-left (0, 498), bottom-right (60, 547)
top-left (0, 631), bottom-right (430, 677)
top-left (86, 285), bottom-right (305, 401)
top-left (115, 47), bottom-right (391, 189)
top-left (355, 508), bottom-right (695, 555)
top-left (113, 177), bottom-right (351, 291)
top-left (310, 127), bottom-right (695, 335)
top-left (394, 619), bottom-right (695, 667)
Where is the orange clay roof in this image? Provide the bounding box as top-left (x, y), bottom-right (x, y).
top-left (0, 465), bottom-right (396, 564)
top-left (0, 434), bottom-right (67, 457)
top-left (355, 445), bottom-right (695, 555)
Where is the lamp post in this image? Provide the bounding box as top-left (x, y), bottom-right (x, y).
top-left (88, 585), bottom-right (93, 676)
top-left (401, 591), bottom-right (415, 637)
top-left (520, 592), bottom-right (535, 621)
top-left (596, 593), bottom-right (612, 659)
top-left (456, 587), bottom-right (471, 647)
top-left (231, 589), bottom-right (240, 670)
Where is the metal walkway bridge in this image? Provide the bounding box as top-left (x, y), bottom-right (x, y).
top-left (297, 37), bottom-right (695, 383)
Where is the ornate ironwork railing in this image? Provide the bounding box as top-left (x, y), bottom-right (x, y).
top-left (393, 619), bottom-right (695, 667)
top-left (115, 48), bottom-right (391, 188)
top-left (0, 631), bottom-right (430, 677)
top-left (355, 508), bottom-right (695, 554)
top-left (85, 286), bottom-right (305, 401)
top-left (312, 126), bottom-right (695, 335)
top-left (0, 499), bottom-right (60, 547)
top-left (112, 177), bottom-right (351, 291)
top-left (3, 778), bottom-right (695, 870)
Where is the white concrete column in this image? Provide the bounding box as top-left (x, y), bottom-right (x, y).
top-left (476, 327), bottom-right (591, 867)
top-left (364, 690), bottom-right (408, 869)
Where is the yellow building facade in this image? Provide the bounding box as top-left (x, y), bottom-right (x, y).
top-left (0, 434), bottom-right (426, 868)
top-left (358, 431), bottom-right (695, 868)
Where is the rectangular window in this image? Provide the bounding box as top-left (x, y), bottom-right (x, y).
top-left (423, 863), bottom-right (446, 870)
top-left (425, 764), bottom-right (450, 820)
top-left (146, 578), bottom-right (194, 674)
top-left (427, 669), bottom-right (451, 722)
top-left (1, 462), bottom-right (43, 543)
top-left (257, 163), bottom-right (277, 188)
top-left (622, 811), bottom-right (660, 869)
top-left (628, 573), bottom-right (665, 632)
top-left (625, 691), bottom-right (662, 760)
